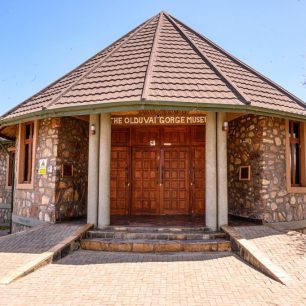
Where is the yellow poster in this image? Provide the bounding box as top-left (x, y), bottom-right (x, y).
top-left (39, 159), bottom-right (47, 175)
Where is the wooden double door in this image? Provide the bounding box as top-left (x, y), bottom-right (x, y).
top-left (111, 126), bottom-right (205, 216)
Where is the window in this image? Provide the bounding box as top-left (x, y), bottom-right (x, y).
top-left (23, 122), bottom-right (34, 182)
top-left (5, 148), bottom-right (15, 189)
top-left (7, 150), bottom-right (15, 187)
top-left (289, 121), bottom-right (301, 186)
top-left (17, 121), bottom-right (37, 188)
top-left (286, 120), bottom-right (306, 192)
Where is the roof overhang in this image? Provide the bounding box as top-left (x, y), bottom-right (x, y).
top-left (0, 125), bottom-right (17, 141)
top-left (1, 100), bottom-right (306, 128)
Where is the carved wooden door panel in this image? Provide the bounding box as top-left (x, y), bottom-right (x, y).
top-left (110, 147), bottom-right (130, 215)
top-left (161, 147), bottom-right (190, 214)
top-left (131, 148), bottom-right (160, 214)
top-left (111, 125), bottom-right (206, 217)
top-left (190, 147), bottom-right (205, 215)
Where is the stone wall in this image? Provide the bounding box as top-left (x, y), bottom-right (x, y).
top-left (228, 114), bottom-right (306, 223)
top-left (55, 117), bottom-right (88, 221)
top-left (12, 117), bottom-right (88, 230)
top-left (14, 118), bottom-right (59, 223)
top-left (0, 143), bottom-right (14, 225)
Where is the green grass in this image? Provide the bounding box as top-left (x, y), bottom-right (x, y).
top-left (0, 226), bottom-right (9, 231)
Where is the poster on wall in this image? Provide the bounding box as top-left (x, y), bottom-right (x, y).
top-left (39, 159), bottom-right (48, 175)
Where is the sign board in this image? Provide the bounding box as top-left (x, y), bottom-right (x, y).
top-left (39, 159), bottom-right (47, 175)
top-left (111, 115), bottom-right (206, 126)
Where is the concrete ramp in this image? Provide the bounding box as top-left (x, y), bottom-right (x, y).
top-left (221, 225), bottom-right (304, 285)
top-left (0, 222), bottom-right (93, 285)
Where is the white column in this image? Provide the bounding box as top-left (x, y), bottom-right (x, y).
top-left (87, 114), bottom-right (100, 226)
top-left (98, 113), bottom-right (111, 228)
top-left (217, 112), bottom-right (228, 227)
top-left (205, 112), bottom-right (217, 231)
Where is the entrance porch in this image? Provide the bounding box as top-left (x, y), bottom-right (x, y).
top-left (87, 111), bottom-right (228, 230)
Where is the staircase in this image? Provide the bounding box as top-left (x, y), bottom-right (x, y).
top-left (80, 226), bottom-right (231, 253)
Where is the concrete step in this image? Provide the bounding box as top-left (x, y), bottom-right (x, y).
top-left (81, 238), bottom-right (231, 253)
top-left (100, 225), bottom-right (210, 233)
top-left (87, 230), bottom-right (226, 241)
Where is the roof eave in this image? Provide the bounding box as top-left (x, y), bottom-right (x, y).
top-left (1, 100), bottom-right (306, 128)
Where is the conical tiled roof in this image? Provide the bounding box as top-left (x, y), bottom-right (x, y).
top-left (2, 11), bottom-right (306, 121)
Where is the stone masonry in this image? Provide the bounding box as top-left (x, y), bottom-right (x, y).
top-left (0, 142), bottom-right (14, 225)
top-left (56, 117), bottom-right (89, 221)
top-left (228, 114), bottom-right (306, 223)
top-left (13, 117), bottom-right (88, 231)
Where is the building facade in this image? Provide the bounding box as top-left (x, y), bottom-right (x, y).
top-left (0, 12), bottom-right (305, 232)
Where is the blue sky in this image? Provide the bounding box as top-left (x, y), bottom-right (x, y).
top-left (0, 0), bottom-right (306, 115)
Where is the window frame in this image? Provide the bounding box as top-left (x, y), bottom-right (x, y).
top-left (16, 121), bottom-right (38, 189)
top-left (6, 147), bottom-right (16, 189)
top-left (286, 120), bottom-right (306, 193)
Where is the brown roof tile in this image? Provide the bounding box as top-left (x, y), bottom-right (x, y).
top-left (1, 11), bottom-right (305, 121)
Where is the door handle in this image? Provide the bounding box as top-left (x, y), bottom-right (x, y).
top-left (160, 166), bottom-right (163, 185)
top-left (193, 167), bottom-right (195, 185)
top-left (125, 166), bottom-right (130, 187)
top-left (190, 167), bottom-right (195, 186)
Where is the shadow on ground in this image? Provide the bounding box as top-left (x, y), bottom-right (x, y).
top-left (56, 249), bottom-right (246, 266)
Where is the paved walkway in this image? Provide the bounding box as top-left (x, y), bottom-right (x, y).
top-left (0, 224), bottom-right (305, 305)
top-left (0, 250), bottom-right (305, 305)
top-left (0, 221), bottom-right (86, 280)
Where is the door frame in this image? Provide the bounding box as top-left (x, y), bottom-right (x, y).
top-left (111, 125), bottom-right (206, 216)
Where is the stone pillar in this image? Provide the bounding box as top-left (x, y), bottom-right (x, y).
top-left (205, 112), bottom-right (217, 231)
top-left (98, 113), bottom-right (111, 228)
top-left (87, 114), bottom-right (100, 226)
top-left (217, 112), bottom-right (228, 227)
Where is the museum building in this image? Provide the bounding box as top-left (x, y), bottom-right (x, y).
top-left (0, 12), bottom-right (306, 232)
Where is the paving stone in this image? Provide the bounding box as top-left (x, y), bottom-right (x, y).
top-left (0, 250), bottom-right (306, 305)
top-left (154, 242), bottom-right (183, 252)
top-left (132, 243), bottom-right (154, 252)
top-left (217, 241), bottom-right (231, 251)
top-left (183, 242), bottom-right (212, 252)
top-left (108, 242), bottom-right (132, 252)
top-left (0, 223), bottom-right (305, 305)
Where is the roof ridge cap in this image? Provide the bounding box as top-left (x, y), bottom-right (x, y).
top-left (47, 15), bottom-right (158, 109)
top-left (169, 14), bottom-right (306, 109)
top-left (141, 12), bottom-right (164, 100)
top-left (165, 14), bottom-right (250, 105)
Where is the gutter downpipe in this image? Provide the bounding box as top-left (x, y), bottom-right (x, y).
top-left (0, 142), bottom-right (15, 234)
